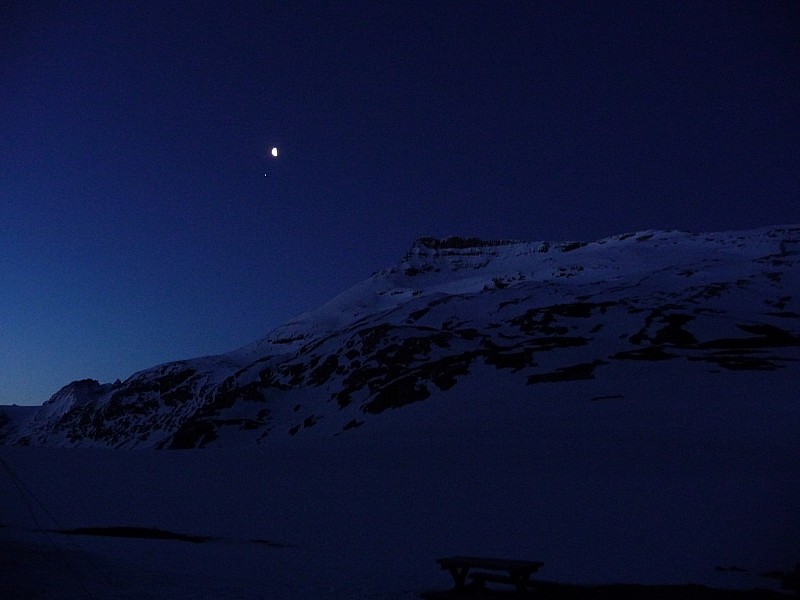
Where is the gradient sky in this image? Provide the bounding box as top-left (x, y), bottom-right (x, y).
top-left (1, 1), bottom-right (798, 406)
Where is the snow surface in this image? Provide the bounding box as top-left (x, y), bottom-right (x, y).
top-left (1, 361), bottom-right (797, 598)
top-left (1, 226), bottom-right (798, 597)
top-left (6, 225), bottom-right (799, 449)
top-left (234, 227), bottom-right (786, 358)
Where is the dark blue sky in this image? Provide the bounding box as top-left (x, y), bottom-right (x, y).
top-left (2, 1), bottom-right (798, 405)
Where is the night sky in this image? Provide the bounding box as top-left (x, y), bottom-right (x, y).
top-left (2, 1), bottom-right (798, 406)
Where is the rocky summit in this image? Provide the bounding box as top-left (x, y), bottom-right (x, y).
top-left (1, 225), bottom-right (798, 449)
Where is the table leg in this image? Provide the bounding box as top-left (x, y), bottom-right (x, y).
top-left (447, 566), bottom-right (471, 589)
top-left (510, 569), bottom-right (532, 592)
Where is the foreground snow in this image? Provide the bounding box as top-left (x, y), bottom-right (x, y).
top-left (1, 398), bottom-right (796, 599)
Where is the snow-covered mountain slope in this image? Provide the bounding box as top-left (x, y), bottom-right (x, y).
top-left (1, 225), bottom-right (798, 449)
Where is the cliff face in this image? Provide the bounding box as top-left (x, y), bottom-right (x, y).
top-left (2, 225), bottom-right (798, 449)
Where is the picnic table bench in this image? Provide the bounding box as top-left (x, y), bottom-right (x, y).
top-left (435, 556), bottom-right (544, 593)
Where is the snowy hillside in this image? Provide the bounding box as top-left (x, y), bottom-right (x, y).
top-left (0, 226), bottom-right (798, 598)
top-left (1, 225), bottom-right (799, 449)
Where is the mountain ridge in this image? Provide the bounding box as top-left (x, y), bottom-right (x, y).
top-left (2, 224), bottom-right (798, 449)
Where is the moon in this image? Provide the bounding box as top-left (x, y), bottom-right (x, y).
top-left (271, 147), bottom-right (278, 157)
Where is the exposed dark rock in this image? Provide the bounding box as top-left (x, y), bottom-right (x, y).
top-left (652, 314), bottom-right (698, 346)
top-left (309, 355), bottom-right (339, 385)
top-left (168, 420), bottom-right (218, 449)
top-left (424, 355), bottom-right (474, 391)
top-left (511, 309), bottom-right (569, 336)
top-left (357, 323), bottom-right (394, 355)
top-left (363, 376), bottom-right (430, 413)
top-left (611, 347), bottom-right (679, 361)
top-left (408, 307), bottom-right (431, 322)
top-left (527, 360), bottom-right (608, 384)
top-left (629, 306), bottom-right (691, 345)
top-left (698, 323), bottom-right (800, 350)
top-left (414, 237), bottom-right (518, 250)
top-left (484, 349), bottom-right (537, 371)
top-left (561, 241), bottom-right (588, 252)
top-left (283, 363), bottom-right (306, 386)
top-left (271, 334), bottom-right (307, 344)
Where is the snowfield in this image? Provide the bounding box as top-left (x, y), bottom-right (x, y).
top-left (2, 365), bottom-right (797, 599)
top-left (1, 227), bottom-right (798, 598)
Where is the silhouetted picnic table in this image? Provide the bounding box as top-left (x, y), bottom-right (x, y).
top-left (436, 556), bottom-right (544, 593)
